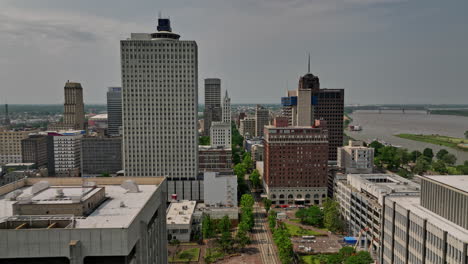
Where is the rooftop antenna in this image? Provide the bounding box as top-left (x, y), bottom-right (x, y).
top-left (158, 11), bottom-right (162, 19)
top-left (307, 53), bottom-right (311, 74)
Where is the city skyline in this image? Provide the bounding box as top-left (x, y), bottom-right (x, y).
top-left (1, 0), bottom-right (467, 105)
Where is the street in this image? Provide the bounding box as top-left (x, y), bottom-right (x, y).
top-left (253, 203), bottom-right (280, 264)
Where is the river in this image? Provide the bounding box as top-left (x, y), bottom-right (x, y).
top-left (347, 110), bottom-right (468, 164)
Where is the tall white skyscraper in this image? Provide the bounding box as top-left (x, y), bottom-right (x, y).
top-left (121, 18), bottom-right (200, 198)
top-left (210, 90), bottom-right (231, 148)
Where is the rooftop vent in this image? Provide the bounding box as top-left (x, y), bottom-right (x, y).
top-left (31, 181), bottom-right (49, 195)
top-left (121, 180), bottom-right (140, 193)
top-left (56, 189), bottom-right (65, 198)
top-left (120, 201), bottom-right (126, 208)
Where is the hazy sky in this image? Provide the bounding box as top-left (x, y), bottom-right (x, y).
top-left (0, 0), bottom-right (467, 105)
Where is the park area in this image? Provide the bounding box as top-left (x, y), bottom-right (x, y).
top-left (396, 133), bottom-right (468, 151)
top-left (169, 247), bottom-right (200, 263)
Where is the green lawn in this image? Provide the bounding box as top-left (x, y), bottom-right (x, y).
top-left (301, 255), bottom-right (320, 264)
top-left (284, 222), bottom-right (325, 237)
top-left (169, 248), bottom-right (200, 262)
top-left (395, 134), bottom-right (468, 150)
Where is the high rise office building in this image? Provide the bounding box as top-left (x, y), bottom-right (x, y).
top-left (107, 87), bottom-right (122, 136)
top-left (282, 59), bottom-right (344, 160)
top-left (264, 118), bottom-right (329, 205)
top-left (49, 81), bottom-right (86, 131)
top-left (121, 18), bottom-right (200, 199)
top-left (203, 78), bottom-right (222, 136)
top-left (210, 90), bottom-right (231, 148)
top-left (255, 105), bottom-right (269, 137)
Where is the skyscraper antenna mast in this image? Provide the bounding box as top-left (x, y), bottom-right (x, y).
top-left (307, 53), bottom-right (311, 74)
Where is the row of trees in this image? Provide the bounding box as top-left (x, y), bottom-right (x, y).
top-left (370, 141), bottom-right (468, 177)
top-left (295, 199), bottom-right (345, 233)
top-left (308, 247), bottom-right (373, 264)
top-left (234, 152), bottom-right (254, 196)
top-left (268, 211), bottom-right (294, 264)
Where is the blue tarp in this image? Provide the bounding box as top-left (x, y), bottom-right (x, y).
top-left (344, 237), bottom-right (357, 244)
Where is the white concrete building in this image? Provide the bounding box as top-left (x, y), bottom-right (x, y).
top-left (121, 18), bottom-right (199, 200)
top-left (210, 90), bottom-right (231, 148)
top-left (52, 130), bottom-right (85, 177)
top-left (337, 140), bottom-right (374, 174)
top-left (381, 176), bottom-right (468, 264)
top-left (0, 176), bottom-right (168, 264)
top-left (203, 171), bottom-right (237, 207)
top-left (334, 174), bottom-right (420, 253)
top-left (166, 200), bottom-right (196, 242)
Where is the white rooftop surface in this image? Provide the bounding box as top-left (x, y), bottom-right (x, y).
top-left (167, 201), bottom-right (196, 225)
top-left (389, 195), bottom-right (468, 242)
top-left (89, 114), bottom-right (108, 120)
top-left (0, 184), bottom-right (159, 229)
top-left (425, 175), bottom-right (468, 193)
top-left (15, 187), bottom-right (99, 204)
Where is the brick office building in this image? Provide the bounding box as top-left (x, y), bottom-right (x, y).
top-left (263, 118), bottom-right (329, 205)
top-left (282, 67), bottom-right (344, 161)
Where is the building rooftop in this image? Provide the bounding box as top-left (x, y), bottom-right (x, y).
top-left (424, 175), bottom-right (468, 193)
top-left (89, 114), bottom-right (108, 120)
top-left (0, 177), bottom-right (165, 229)
top-left (346, 174), bottom-right (420, 205)
top-left (388, 195), bottom-right (468, 242)
top-left (167, 200), bottom-right (196, 226)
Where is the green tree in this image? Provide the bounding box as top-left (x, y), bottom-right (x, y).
top-left (432, 160), bottom-right (448, 174)
top-left (249, 169), bottom-right (261, 188)
top-left (465, 130), bottom-right (468, 139)
top-left (327, 254), bottom-right (344, 264)
top-left (218, 215), bottom-right (231, 233)
top-left (369, 141), bottom-right (384, 153)
top-left (441, 153), bottom-right (457, 165)
top-left (345, 251), bottom-right (373, 264)
top-left (169, 239), bottom-right (181, 262)
top-left (235, 226), bottom-right (250, 249)
top-left (413, 156), bottom-right (431, 175)
top-left (199, 136), bottom-right (210, 145)
top-left (295, 206), bottom-right (324, 227)
top-left (339, 246), bottom-right (356, 259)
top-left (263, 198), bottom-right (272, 214)
top-left (240, 194), bottom-right (255, 208)
top-left (242, 152), bottom-right (253, 171)
top-left (423, 148), bottom-right (434, 161)
top-left (218, 231), bottom-right (234, 253)
top-left (268, 210), bottom-right (277, 229)
top-left (410, 150), bottom-right (422, 162)
top-left (234, 163), bottom-right (246, 179)
top-left (202, 214), bottom-right (215, 239)
top-left (232, 152), bottom-right (241, 165)
top-left (436, 149), bottom-right (449, 160)
top-left (397, 168), bottom-right (412, 179)
top-left (323, 198), bottom-right (345, 233)
top-left (272, 223), bottom-right (293, 264)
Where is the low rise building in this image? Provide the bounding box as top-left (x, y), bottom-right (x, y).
top-left (334, 174), bottom-right (420, 253)
top-left (198, 146), bottom-right (232, 173)
top-left (204, 171), bottom-right (237, 207)
top-left (337, 141), bottom-right (374, 174)
top-left (0, 176), bottom-right (168, 264)
top-left (81, 137), bottom-right (122, 176)
top-left (166, 200), bottom-right (197, 242)
top-left (381, 175), bottom-right (468, 264)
